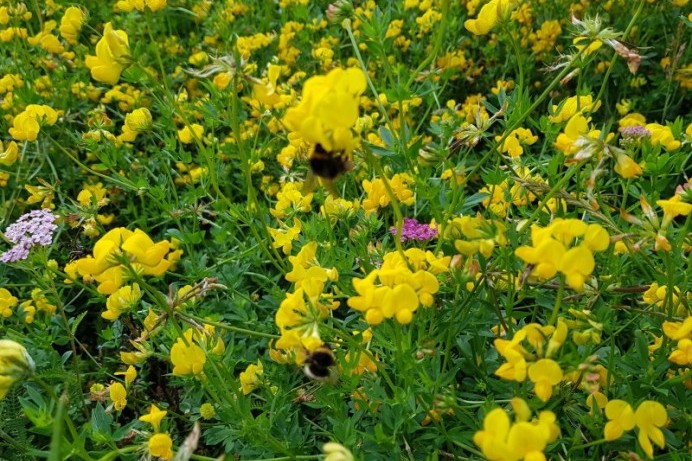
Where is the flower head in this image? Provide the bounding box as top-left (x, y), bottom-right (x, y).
top-left (390, 218), bottom-right (438, 242)
top-left (239, 360), bottom-right (264, 395)
top-left (0, 339), bottom-right (35, 400)
top-left (108, 381), bottom-right (127, 411)
top-left (635, 401), bottom-right (668, 459)
top-left (85, 22), bottom-right (131, 85)
top-left (1, 209), bottom-right (58, 263)
top-left (59, 6), bottom-right (85, 44)
top-left (148, 433), bottom-right (174, 460)
top-left (170, 329), bottom-right (206, 376)
top-left (139, 404), bottom-right (167, 433)
top-left (283, 67), bottom-right (366, 153)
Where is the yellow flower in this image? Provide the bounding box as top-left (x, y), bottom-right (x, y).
top-left (550, 95), bottom-right (601, 123)
top-left (586, 392), bottom-right (608, 415)
top-left (634, 401), bottom-right (667, 459)
top-left (0, 339), bottom-right (35, 400)
top-left (619, 112), bottom-right (646, 128)
top-left (473, 403), bottom-right (557, 461)
top-left (646, 123), bottom-right (680, 151)
top-left (252, 64), bottom-right (284, 107)
top-left (613, 152), bottom-right (643, 178)
top-left (119, 107), bottom-right (152, 142)
top-left (558, 245), bottom-right (595, 292)
top-left (148, 433), bottom-right (174, 460)
top-left (85, 23), bottom-right (131, 85)
top-left (239, 360), bottom-right (264, 395)
top-left (604, 399), bottom-right (635, 441)
top-left (322, 442), bottom-right (354, 461)
top-left (177, 124), bottom-right (204, 144)
top-left (115, 0), bottom-right (167, 12)
top-left (0, 140), bottom-right (19, 166)
top-left (362, 174), bottom-right (415, 215)
top-left (170, 330), bottom-right (206, 376)
top-left (493, 331), bottom-right (529, 382)
top-left (464, 0), bottom-right (511, 36)
top-left (109, 381), bottom-right (127, 411)
top-left (119, 229), bottom-right (172, 276)
top-left (528, 359), bottom-right (563, 402)
top-left (115, 365), bottom-right (137, 386)
top-left (75, 228), bottom-right (174, 294)
top-left (59, 6), bottom-right (85, 44)
top-left (199, 403), bottom-right (216, 420)
top-left (268, 219), bottom-right (302, 255)
top-left (496, 128), bottom-right (538, 158)
top-left (139, 404), bottom-right (167, 433)
top-left (9, 105), bottom-right (59, 141)
top-left (668, 338), bottom-right (692, 366)
top-left (102, 284), bottom-right (141, 320)
top-left (656, 195), bottom-right (692, 224)
top-left (553, 114), bottom-right (603, 157)
top-left (662, 317), bottom-right (692, 341)
top-left (283, 67), bottom-right (366, 153)
top-left (0, 288), bottom-right (18, 318)
top-left (583, 224), bottom-right (610, 252)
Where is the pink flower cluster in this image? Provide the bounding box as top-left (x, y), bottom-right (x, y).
top-left (1, 209), bottom-right (58, 263)
top-left (390, 218), bottom-right (437, 243)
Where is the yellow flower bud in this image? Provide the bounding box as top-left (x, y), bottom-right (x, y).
top-left (0, 340), bottom-right (35, 399)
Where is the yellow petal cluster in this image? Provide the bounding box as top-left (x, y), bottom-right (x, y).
top-left (283, 67), bottom-right (366, 153)
top-left (59, 6), bottom-right (85, 44)
top-left (496, 127), bottom-right (538, 158)
top-left (515, 219), bottom-right (609, 291)
top-left (102, 283), bottom-right (142, 321)
top-left (115, 0), bottom-right (167, 13)
top-left (0, 288), bottom-right (19, 318)
top-left (362, 173), bottom-right (415, 215)
top-left (444, 214), bottom-right (508, 258)
top-left (9, 104), bottom-right (58, 141)
top-left (473, 398), bottom-right (560, 461)
top-left (170, 329), bottom-right (207, 376)
top-left (464, 0), bottom-right (512, 36)
top-left (273, 242), bottom-right (339, 364)
top-left (119, 107), bottom-right (152, 143)
top-left (139, 403), bottom-right (167, 433)
top-left (73, 228), bottom-right (178, 294)
top-left (347, 249), bottom-right (448, 325)
top-left (663, 317), bottom-right (692, 366)
top-left (148, 433), bottom-right (174, 460)
top-left (604, 399), bottom-right (668, 459)
top-left (0, 339), bottom-right (35, 400)
top-left (239, 360), bottom-right (264, 395)
top-left (494, 320), bottom-right (568, 401)
top-left (85, 23), bottom-right (131, 85)
top-left (108, 381), bottom-right (127, 411)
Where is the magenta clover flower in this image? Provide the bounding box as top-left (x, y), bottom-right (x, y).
top-left (390, 218), bottom-right (437, 243)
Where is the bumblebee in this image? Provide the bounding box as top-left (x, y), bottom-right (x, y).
top-left (303, 344), bottom-right (337, 382)
top-left (309, 143), bottom-right (351, 180)
top-left (303, 143), bottom-right (352, 196)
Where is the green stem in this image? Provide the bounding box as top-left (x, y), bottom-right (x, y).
top-left (405, 0), bottom-right (451, 89)
top-left (548, 278), bottom-right (565, 325)
top-left (178, 312), bottom-right (280, 339)
top-left (503, 22), bottom-right (525, 91)
top-left (594, 0), bottom-right (646, 104)
top-left (362, 146), bottom-right (408, 263)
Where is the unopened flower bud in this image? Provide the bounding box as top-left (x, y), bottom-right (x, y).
top-left (323, 442), bottom-right (354, 461)
top-left (0, 340), bottom-right (35, 399)
top-left (326, 1), bottom-right (354, 24)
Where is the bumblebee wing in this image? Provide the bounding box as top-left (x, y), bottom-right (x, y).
top-left (302, 170), bottom-right (318, 195)
top-left (319, 177), bottom-right (341, 198)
